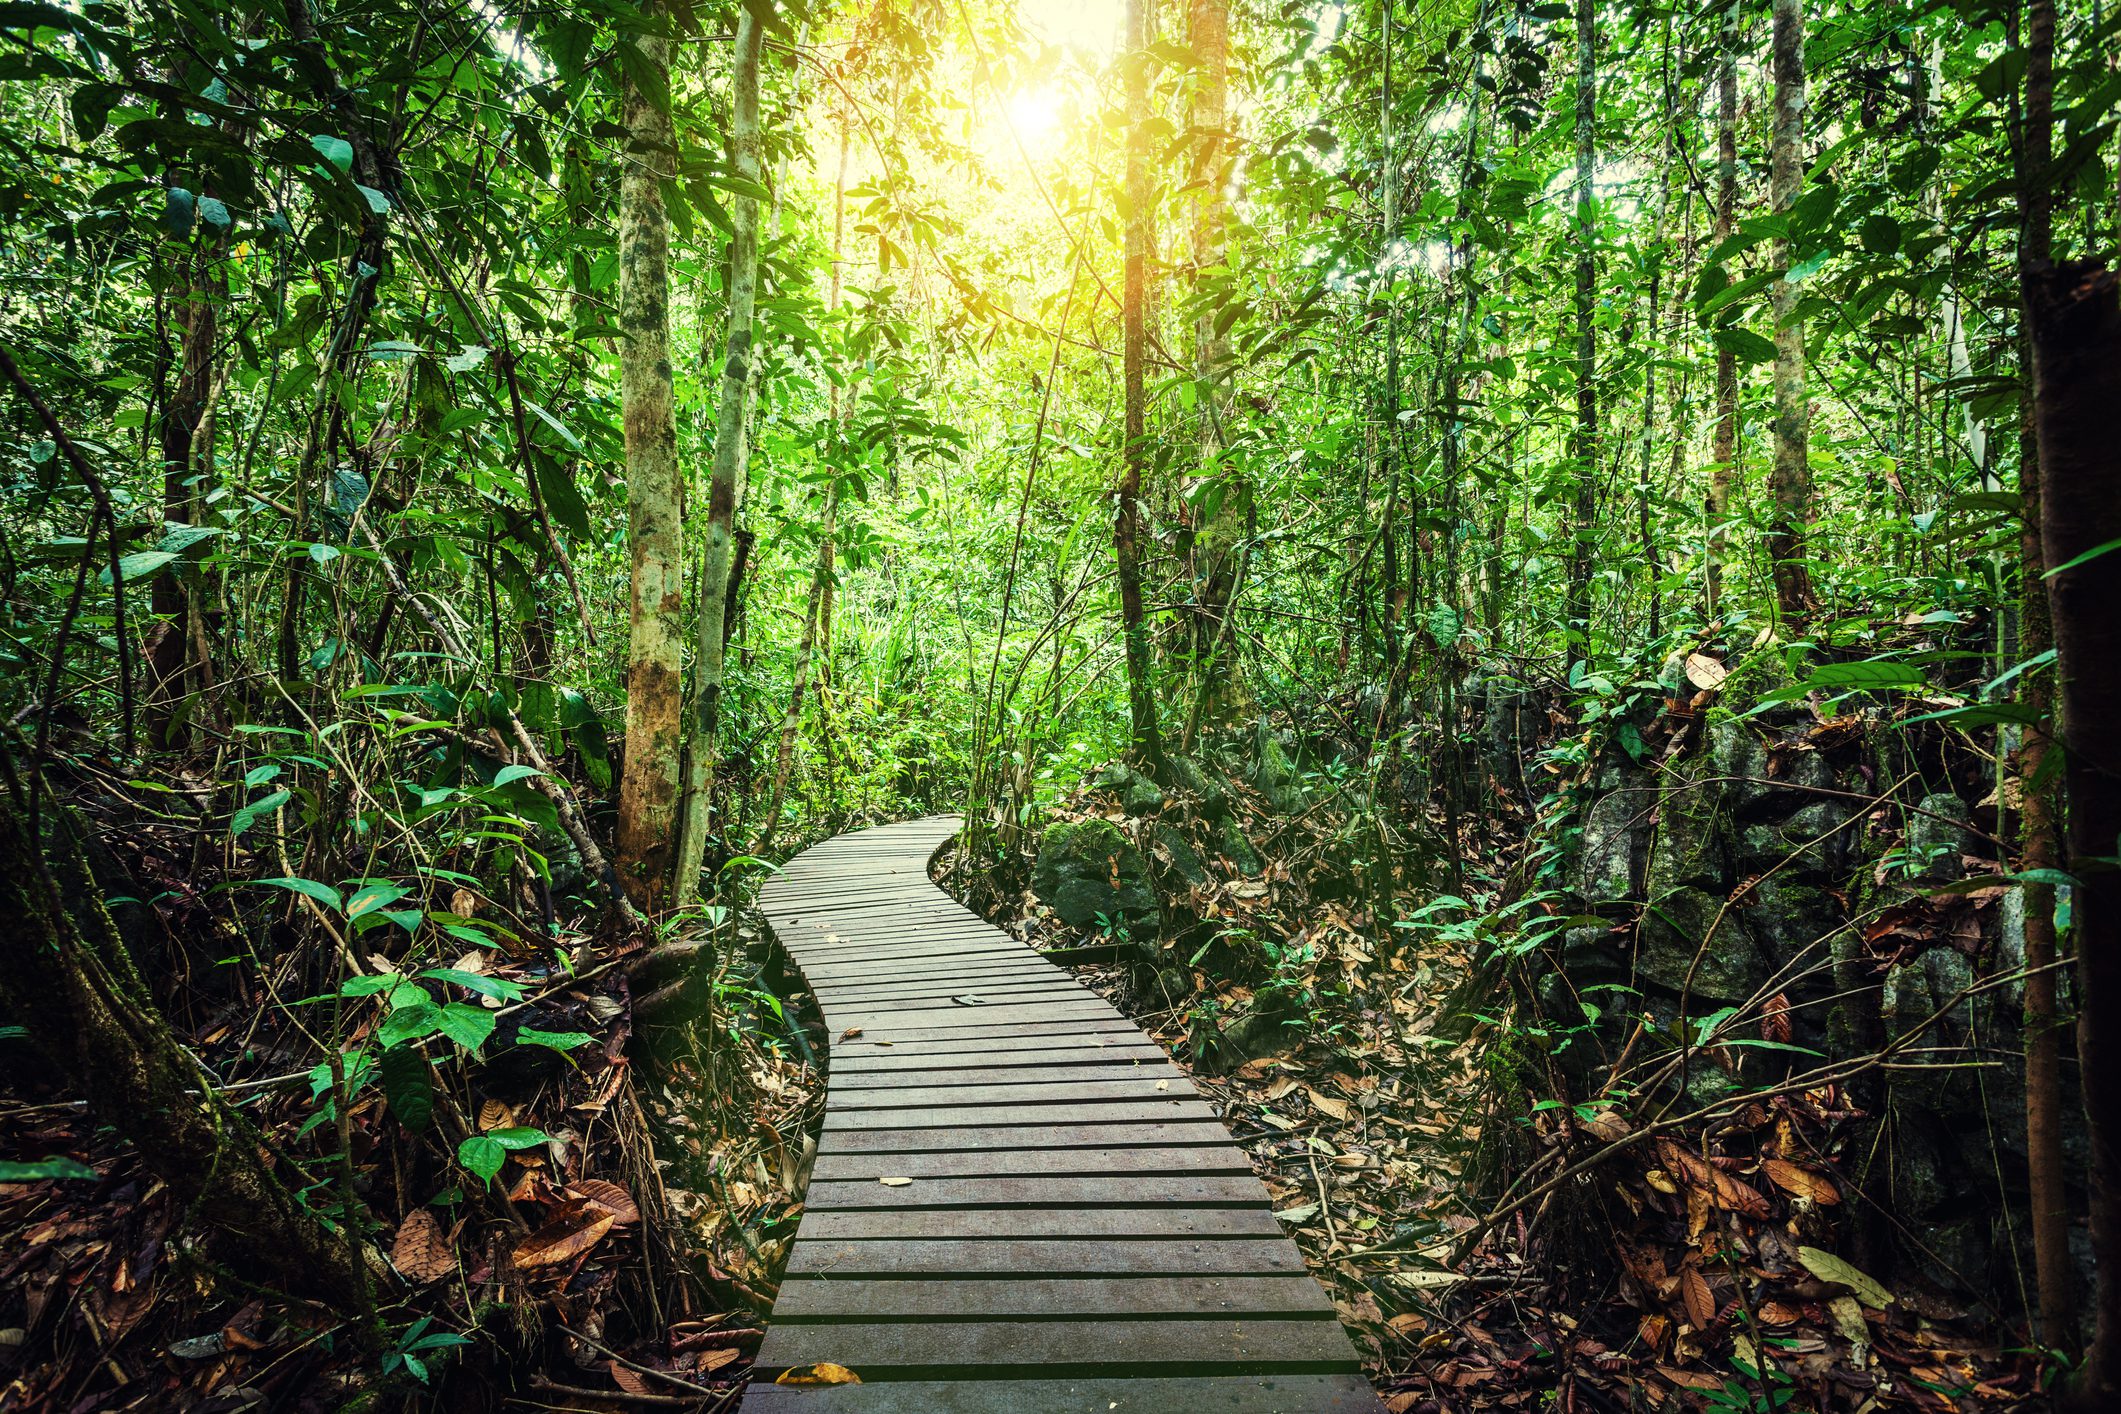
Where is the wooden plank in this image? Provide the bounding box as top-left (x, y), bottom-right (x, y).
top-left (826, 1077), bottom-right (1196, 1109)
top-left (809, 1146), bottom-right (1255, 1182)
top-left (829, 1035), bottom-right (1156, 1064)
top-left (767, 1274), bottom-right (1335, 1321)
top-left (743, 1374), bottom-right (1383, 1413)
top-left (830, 1049), bottom-right (1171, 1077)
top-left (801, 1206), bottom-right (1283, 1241)
top-left (818, 1002), bottom-right (1122, 1031)
top-left (802, 1174), bottom-right (1266, 1210)
top-left (814, 1120), bottom-right (1238, 1153)
top-left (824, 1021), bottom-right (1143, 1047)
top-left (823, 1099), bottom-right (1217, 1132)
top-left (831, 1060), bottom-right (1179, 1088)
top-left (782, 1237), bottom-right (1310, 1278)
top-left (752, 1318), bottom-right (1360, 1377)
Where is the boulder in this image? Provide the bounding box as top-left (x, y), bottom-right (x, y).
top-left (1250, 732), bottom-right (1309, 814)
top-left (1636, 887), bottom-right (1767, 1001)
top-left (1032, 819), bottom-right (1158, 940)
top-left (1907, 791), bottom-right (1973, 884)
top-left (1151, 822), bottom-right (1210, 888)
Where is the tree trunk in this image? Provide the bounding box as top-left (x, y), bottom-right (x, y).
top-left (1707, 0), bottom-right (1738, 618)
top-left (1182, 0), bottom-right (1247, 743)
top-left (674, 4), bottom-right (765, 904)
top-left (1118, 0), bottom-right (1168, 781)
top-left (613, 0), bottom-right (684, 911)
top-left (148, 250), bottom-right (217, 747)
top-left (1565, 0), bottom-right (1598, 665)
top-left (2014, 0), bottom-right (2075, 1355)
top-left (2028, 259), bottom-right (2121, 1409)
top-left (1767, 0), bottom-right (1816, 624)
top-left (0, 741), bottom-right (368, 1314)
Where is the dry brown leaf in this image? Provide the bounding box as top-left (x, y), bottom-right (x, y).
top-left (391, 1209), bottom-right (457, 1284)
top-left (1760, 1157), bottom-right (1841, 1206)
top-left (1684, 653), bottom-right (1729, 691)
top-left (1306, 1087), bottom-right (1352, 1122)
top-left (840, 1027), bottom-right (863, 1041)
top-left (775, 1362), bottom-right (861, 1386)
top-left (1263, 1074), bottom-right (1298, 1102)
top-left (696, 1347), bottom-right (739, 1373)
top-left (1758, 1300), bottom-right (1804, 1325)
top-left (1680, 1266), bottom-right (1715, 1330)
top-left (609, 1361), bottom-right (651, 1395)
top-left (511, 1204), bottom-right (614, 1269)
top-left (569, 1179), bottom-right (642, 1226)
top-left (478, 1099), bottom-right (516, 1132)
top-left (1658, 1139), bottom-right (1772, 1218)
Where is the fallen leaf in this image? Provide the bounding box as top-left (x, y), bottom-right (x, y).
top-left (1684, 653), bottom-right (1728, 691)
top-left (776, 1362), bottom-right (861, 1386)
top-left (512, 1205), bottom-right (614, 1269)
top-left (478, 1099), bottom-right (517, 1132)
top-left (951, 994), bottom-right (988, 1006)
top-left (1761, 1158), bottom-right (1840, 1206)
top-left (1798, 1246), bottom-right (1894, 1309)
top-left (1306, 1087), bottom-right (1352, 1121)
top-left (609, 1361), bottom-right (651, 1395)
top-left (878, 1176), bottom-right (913, 1187)
top-left (391, 1208), bottom-right (457, 1284)
top-left (840, 1027), bottom-right (863, 1041)
top-left (569, 1179), bottom-right (641, 1226)
top-left (1680, 1266), bottom-right (1715, 1329)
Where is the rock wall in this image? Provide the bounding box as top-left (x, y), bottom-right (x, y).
top-left (1547, 685), bottom-right (2084, 1310)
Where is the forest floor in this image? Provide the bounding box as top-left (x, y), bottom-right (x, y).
top-left (940, 758), bottom-right (2052, 1414)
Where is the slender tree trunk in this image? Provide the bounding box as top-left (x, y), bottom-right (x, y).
top-left (757, 121), bottom-right (849, 855)
top-left (1708, 0), bottom-right (1738, 619)
top-left (2028, 258), bottom-right (2121, 1410)
top-left (1566, 0), bottom-right (1598, 665)
top-left (674, 5), bottom-right (766, 901)
top-left (148, 251), bottom-right (217, 747)
top-left (1118, 0), bottom-right (1169, 780)
top-left (2014, 0), bottom-right (2075, 1355)
top-left (1183, 0), bottom-right (1247, 745)
top-left (613, 0), bottom-right (684, 910)
top-left (1376, 1), bottom-right (1405, 725)
top-left (1767, 0), bottom-right (1816, 624)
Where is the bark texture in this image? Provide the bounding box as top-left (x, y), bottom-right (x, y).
top-left (1707, 0), bottom-right (1738, 617)
top-left (1767, 0), bottom-right (1816, 624)
top-left (1117, 0), bottom-right (1168, 780)
top-left (614, 0), bottom-right (684, 910)
top-left (1565, 0), bottom-right (1598, 662)
top-left (674, 3), bottom-right (767, 903)
top-left (2028, 260), bottom-right (2121, 1409)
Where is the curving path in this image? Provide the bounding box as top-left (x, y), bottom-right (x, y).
top-left (744, 817), bottom-right (1382, 1412)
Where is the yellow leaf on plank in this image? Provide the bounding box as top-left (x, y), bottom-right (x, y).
top-left (776, 1363), bottom-right (861, 1385)
top-left (878, 1176), bottom-right (914, 1187)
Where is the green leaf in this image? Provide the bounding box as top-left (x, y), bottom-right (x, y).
top-left (230, 788), bottom-right (291, 837)
top-left (378, 1001), bottom-right (443, 1048)
top-left (1797, 1246), bottom-right (1894, 1309)
top-left (102, 550), bottom-right (179, 585)
top-left (517, 1026), bottom-right (594, 1052)
top-left (457, 1135), bottom-right (506, 1185)
top-left (346, 882), bottom-right (411, 918)
top-left (2044, 534), bottom-right (2121, 578)
top-left (435, 1002), bottom-right (497, 1051)
top-left (1803, 661), bottom-right (1925, 692)
top-left (419, 968), bottom-right (526, 1001)
top-left (0, 1157), bottom-right (98, 1181)
top-left (311, 134), bottom-right (355, 174)
top-left (492, 764), bottom-right (541, 788)
top-left (534, 453), bottom-right (592, 539)
top-left (340, 972), bottom-right (405, 997)
top-left (380, 1046), bottom-right (434, 1132)
top-left (354, 183), bottom-right (391, 215)
top-left (256, 876), bottom-right (344, 913)
top-left (160, 187), bottom-right (195, 237)
top-left (1712, 326), bottom-right (1776, 364)
top-left (444, 344), bottom-right (489, 373)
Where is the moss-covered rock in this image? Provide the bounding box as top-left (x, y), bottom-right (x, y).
top-left (1031, 819), bottom-right (1158, 939)
top-left (1636, 887), bottom-right (1766, 1000)
top-left (1151, 822), bottom-right (1210, 887)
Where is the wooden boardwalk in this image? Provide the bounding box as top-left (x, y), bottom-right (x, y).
top-left (745, 817), bottom-right (1382, 1412)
